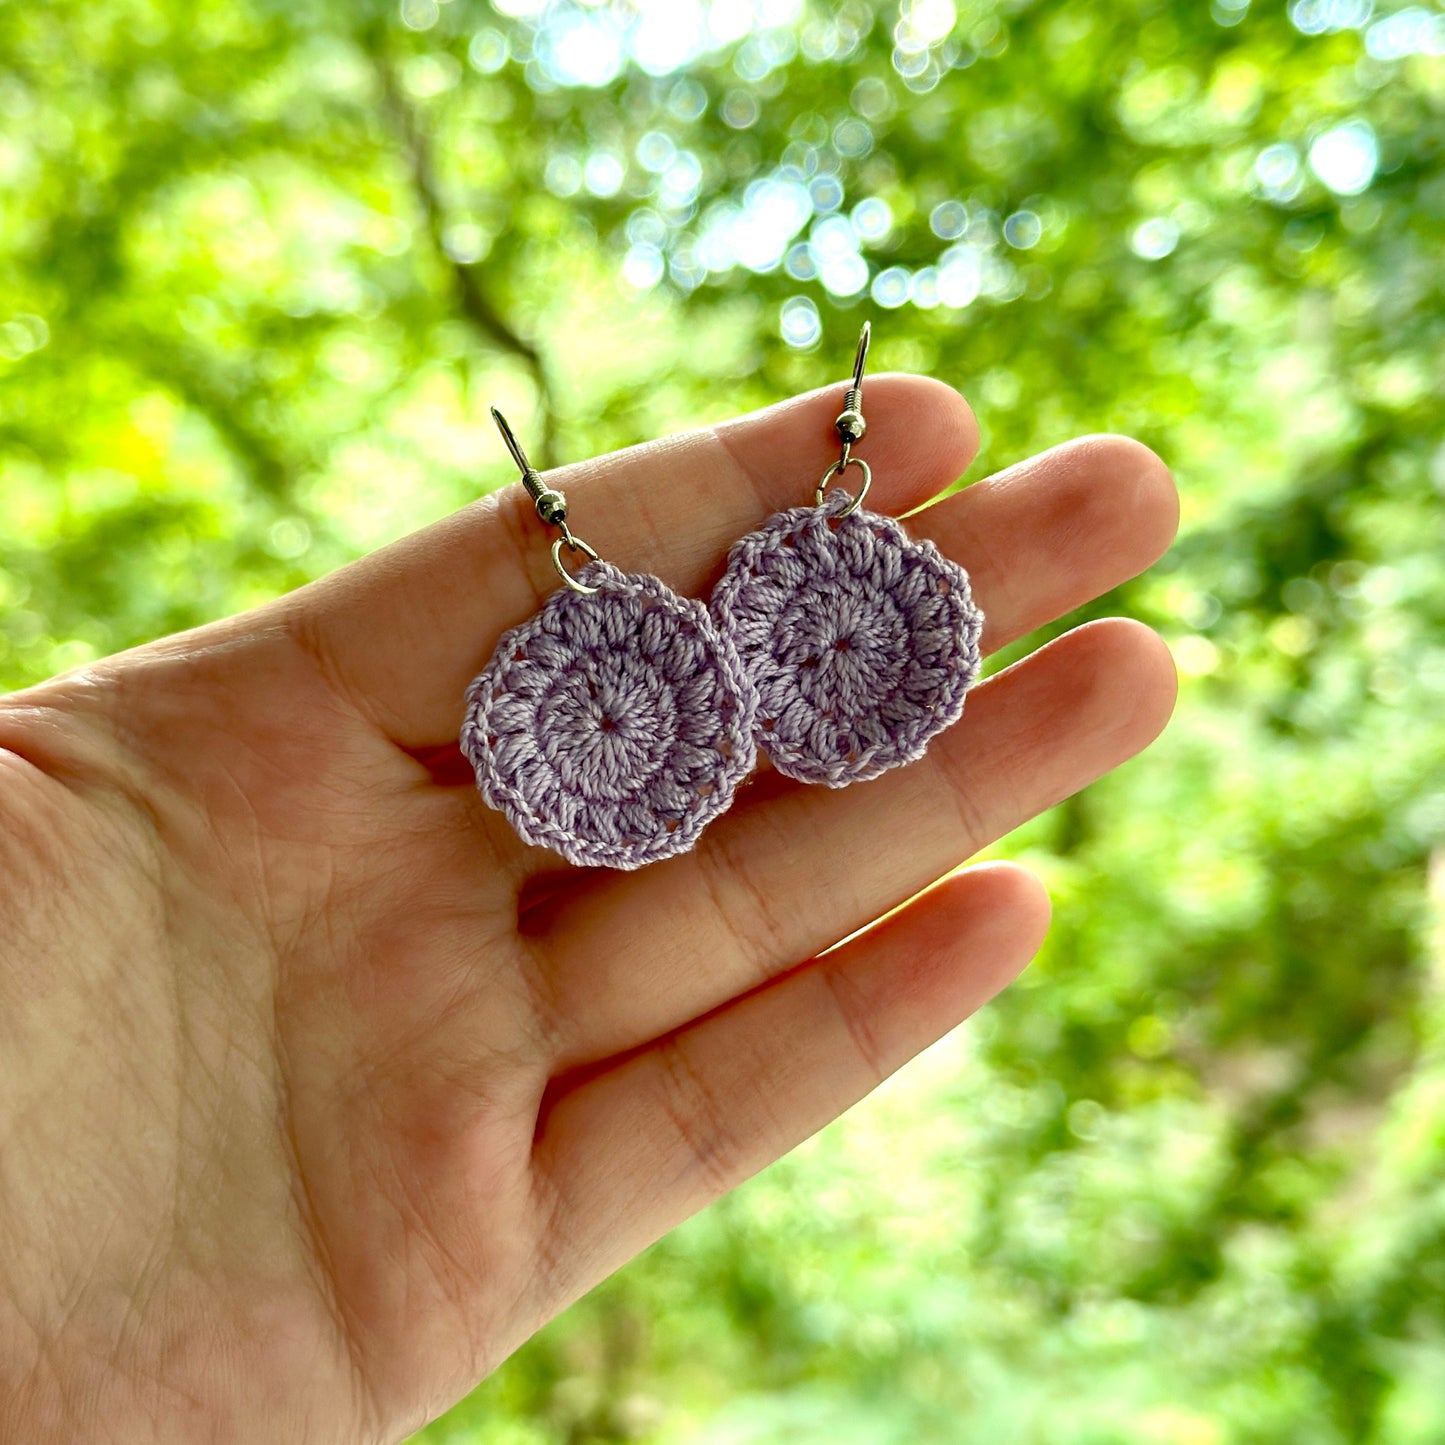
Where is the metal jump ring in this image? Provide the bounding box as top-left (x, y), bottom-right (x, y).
top-left (551, 532), bottom-right (602, 595)
top-left (815, 455), bottom-right (872, 519)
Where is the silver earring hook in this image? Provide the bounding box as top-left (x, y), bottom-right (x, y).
top-left (490, 405), bottom-right (533, 478)
top-left (491, 407), bottom-right (601, 596)
top-left (851, 318), bottom-right (871, 393)
top-left (817, 320), bottom-right (873, 519)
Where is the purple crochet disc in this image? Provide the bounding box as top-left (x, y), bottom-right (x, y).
top-left (711, 488), bottom-right (984, 787)
top-left (461, 562), bottom-right (758, 870)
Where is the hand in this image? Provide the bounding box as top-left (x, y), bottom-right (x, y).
top-left (0, 378), bottom-right (1178, 1444)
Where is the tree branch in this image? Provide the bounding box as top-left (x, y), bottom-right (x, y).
top-left (134, 335), bottom-right (300, 504)
top-left (367, 38), bottom-right (559, 470)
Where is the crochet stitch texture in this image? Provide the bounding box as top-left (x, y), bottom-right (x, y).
top-left (461, 561), bottom-right (758, 870)
top-left (711, 487), bottom-right (984, 787)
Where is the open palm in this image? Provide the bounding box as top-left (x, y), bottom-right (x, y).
top-left (0, 377), bottom-right (1177, 1444)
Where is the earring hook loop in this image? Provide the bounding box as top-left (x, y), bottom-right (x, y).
top-left (816, 455), bottom-right (872, 519)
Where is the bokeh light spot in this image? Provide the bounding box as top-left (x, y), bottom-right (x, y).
top-left (820, 251), bottom-right (869, 297)
top-left (442, 221), bottom-right (489, 265)
top-left (785, 242), bottom-right (817, 280)
top-left (1255, 143), bottom-right (1303, 202)
top-left (542, 10), bottom-right (624, 88)
top-left (626, 209), bottom-right (668, 248)
top-left (622, 243), bottom-right (665, 290)
top-left (851, 196), bottom-right (893, 243)
top-left (399, 0), bottom-right (438, 32)
top-left (910, 266), bottom-right (940, 308)
top-left (809, 175), bottom-right (845, 213)
top-left (930, 200), bottom-right (967, 239)
top-left (937, 246), bottom-right (981, 306)
top-left (871, 266), bottom-right (911, 308)
top-left (1131, 217), bottom-right (1180, 259)
top-left (584, 152), bottom-right (625, 198)
top-left (467, 28), bottom-right (508, 74)
top-left (811, 214), bottom-right (857, 259)
top-left (668, 242), bottom-right (705, 292)
top-left (1308, 121), bottom-right (1378, 196)
top-left (851, 76), bottom-right (894, 120)
top-left (721, 89), bottom-right (760, 129)
top-left (0, 314), bottom-right (49, 360)
top-left (1212, 0), bottom-right (1251, 26)
top-left (662, 151), bottom-right (704, 202)
top-left (1366, 7), bottom-right (1445, 58)
top-left (727, 177), bottom-right (814, 271)
top-left (896, 0), bottom-right (958, 52)
top-left (636, 131), bottom-right (677, 174)
top-left (1003, 209), bottom-right (1042, 249)
top-left (833, 117), bottom-right (875, 158)
top-left (668, 77), bottom-right (708, 121)
top-left (780, 295), bottom-right (822, 348)
top-left (1288, 0), bottom-right (1373, 35)
top-left (633, 0), bottom-right (709, 77)
top-left (544, 153), bottom-right (582, 197)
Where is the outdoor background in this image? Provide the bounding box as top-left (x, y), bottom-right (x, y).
top-left (2, 0), bottom-right (1443, 1440)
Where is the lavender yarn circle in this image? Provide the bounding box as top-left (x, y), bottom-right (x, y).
top-left (711, 488), bottom-right (984, 787)
top-left (461, 562), bottom-right (758, 870)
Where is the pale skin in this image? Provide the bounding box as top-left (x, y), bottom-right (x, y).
top-left (0, 376), bottom-right (1179, 1443)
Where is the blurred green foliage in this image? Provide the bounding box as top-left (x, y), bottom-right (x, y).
top-left (3, 0), bottom-right (1444, 1440)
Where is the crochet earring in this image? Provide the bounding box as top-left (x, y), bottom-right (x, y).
top-left (711, 322), bottom-right (984, 787)
top-left (460, 410), bottom-right (758, 870)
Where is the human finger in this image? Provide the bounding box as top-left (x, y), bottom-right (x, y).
top-left (285, 375), bottom-right (977, 747)
top-left (528, 861), bottom-right (1050, 1303)
top-left (915, 432), bottom-right (1179, 655)
top-left (533, 620), bottom-right (1173, 1069)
